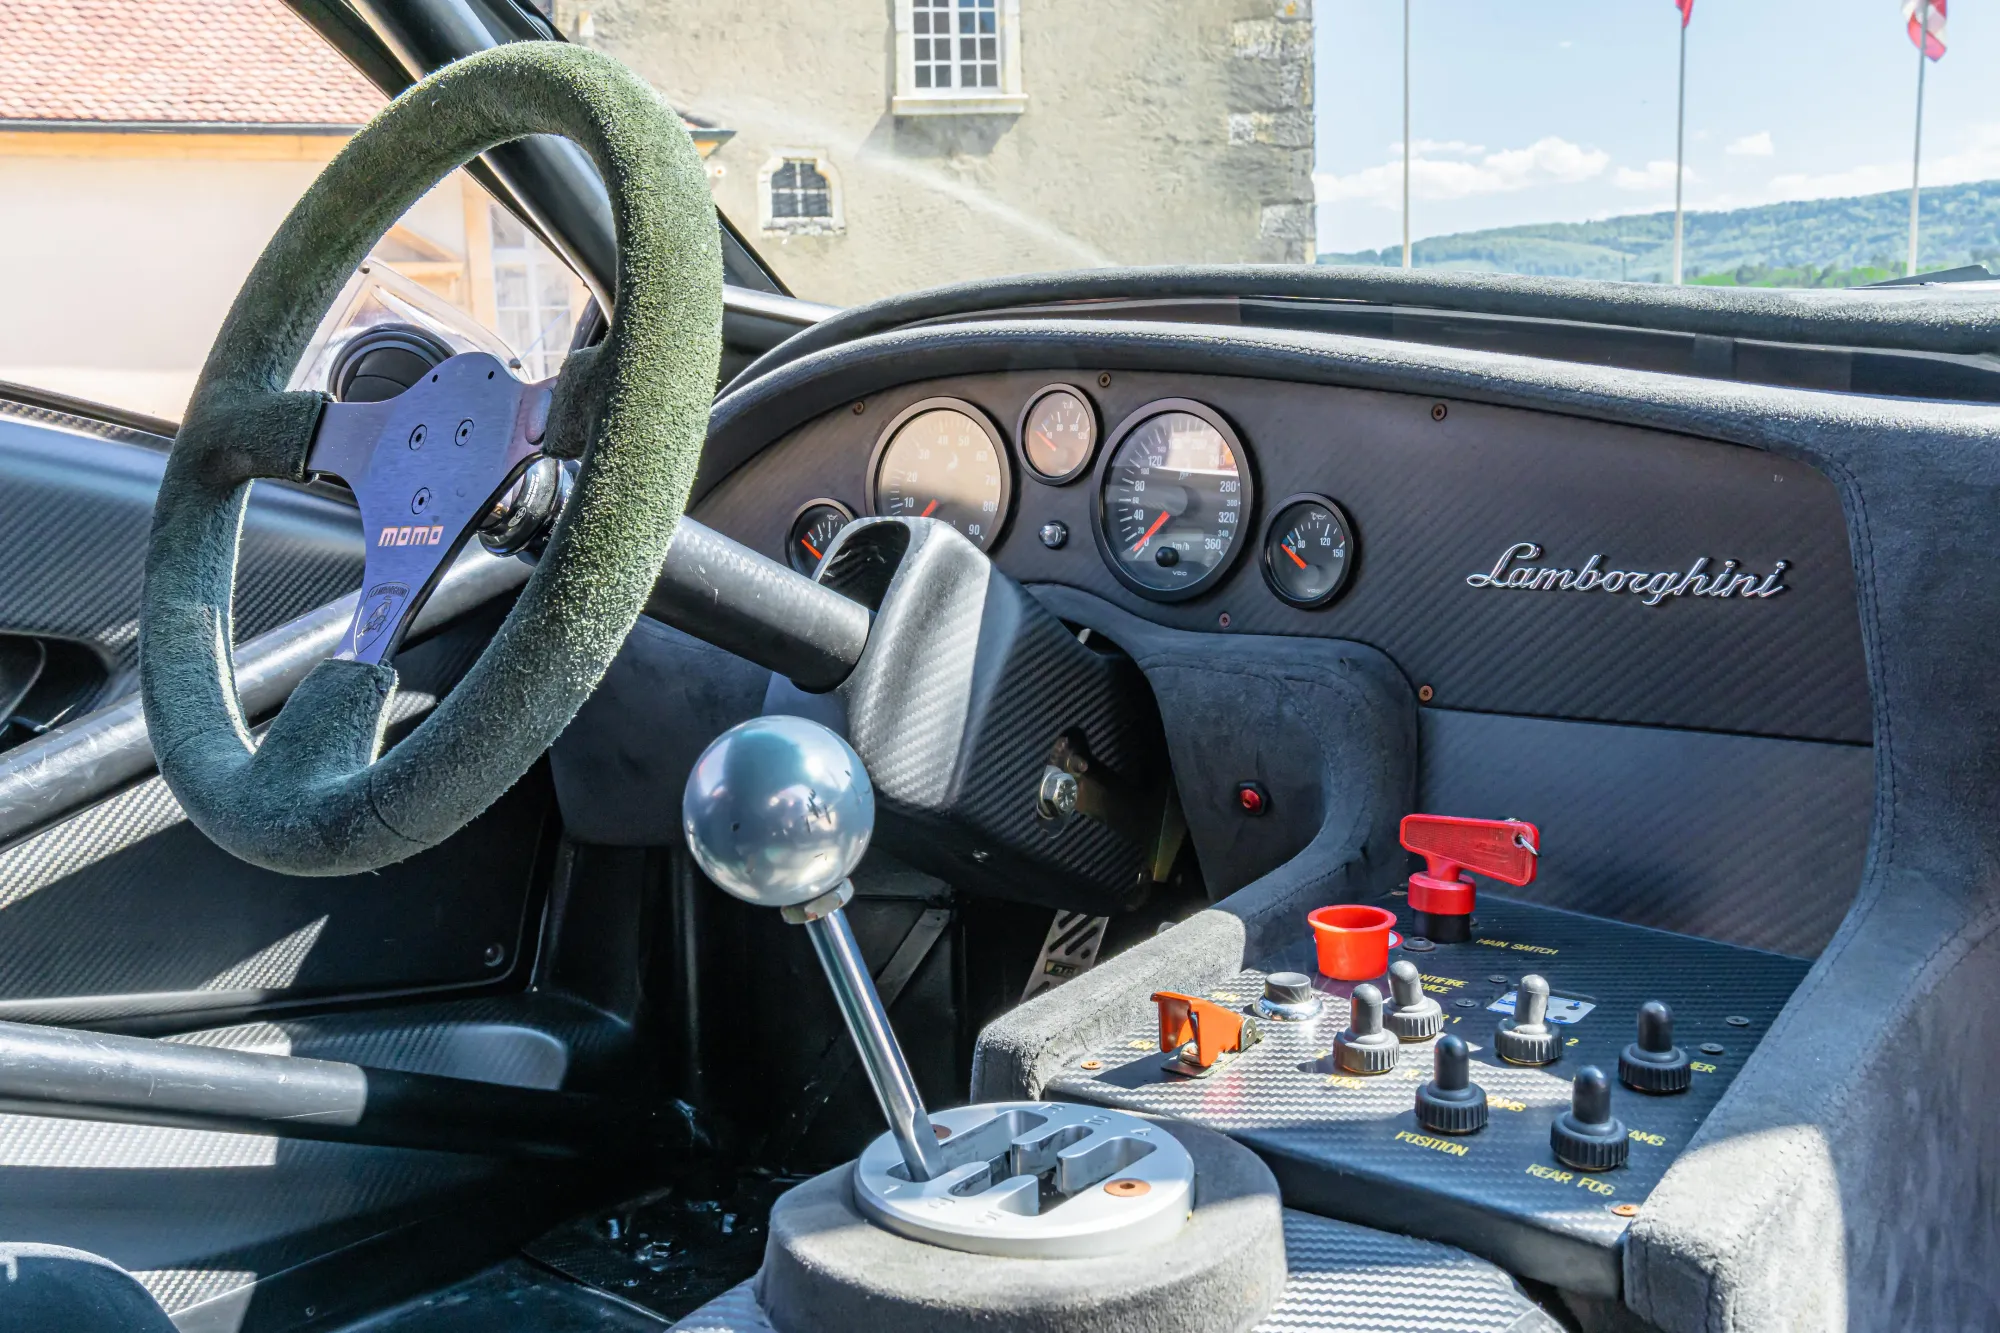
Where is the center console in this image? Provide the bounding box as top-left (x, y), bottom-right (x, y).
top-left (1045, 892), bottom-right (1810, 1294)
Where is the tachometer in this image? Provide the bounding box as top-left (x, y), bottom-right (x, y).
top-left (867, 398), bottom-right (1011, 551)
top-left (1095, 401), bottom-right (1254, 601)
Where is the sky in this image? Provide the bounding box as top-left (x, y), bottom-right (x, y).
top-left (1312, 0), bottom-right (2000, 255)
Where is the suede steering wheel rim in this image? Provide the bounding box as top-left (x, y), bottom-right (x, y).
top-left (139, 44), bottom-right (722, 877)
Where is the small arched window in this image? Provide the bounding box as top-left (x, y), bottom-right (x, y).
top-left (758, 152), bottom-right (845, 236)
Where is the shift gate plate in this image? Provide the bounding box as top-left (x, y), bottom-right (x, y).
top-left (852, 1100), bottom-right (1194, 1258)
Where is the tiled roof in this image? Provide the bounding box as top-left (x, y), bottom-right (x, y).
top-left (0, 0), bottom-right (386, 127)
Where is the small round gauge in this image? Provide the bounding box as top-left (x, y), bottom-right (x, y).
top-left (1018, 385), bottom-right (1098, 483)
top-left (1262, 495), bottom-right (1356, 607)
top-left (787, 499), bottom-right (854, 576)
top-left (1094, 401), bottom-right (1254, 602)
top-left (867, 398), bottom-right (1012, 551)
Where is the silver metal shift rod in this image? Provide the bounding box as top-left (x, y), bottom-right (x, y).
top-left (682, 715), bottom-right (944, 1181)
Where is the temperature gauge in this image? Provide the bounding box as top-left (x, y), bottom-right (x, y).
top-left (1019, 385), bottom-right (1098, 483)
top-left (787, 499), bottom-right (853, 576)
top-left (1261, 494), bottom-right (1356, 608)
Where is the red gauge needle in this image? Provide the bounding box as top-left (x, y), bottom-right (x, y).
top-left (920, 499), bottom-right (939, 518)
top-left (801, 538), bottom-right (824, 561)
top-left (1035, 430), bottom-right (1057, 451)
top-left (1282, 543), bottom-right (1308, 570)
top-left (1131, 510), bottom-right (1171, 554)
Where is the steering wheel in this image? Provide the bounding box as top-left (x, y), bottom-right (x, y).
top-left (139, 44), bottom-right (722, 876)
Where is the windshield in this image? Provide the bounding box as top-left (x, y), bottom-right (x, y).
top-left (569, 0), bottom-right (1995, 299)
top-left (2, 0), bottom-right (1993, 424)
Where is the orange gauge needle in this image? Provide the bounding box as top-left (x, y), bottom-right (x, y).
top-left (1131, 510), bottom-right (1171, 554)
top-left (1283, 543), bottom-right (1308, 570)
top-left (1035, 430), bottom-right (1057, 451)
top-left (801, 538), bottom-right (824, 561)
top-left (920, 499), bottom-right (939, 518)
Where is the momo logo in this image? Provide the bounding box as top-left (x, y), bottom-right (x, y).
top-left (379, 525), bottom-right (446, 548)
top-left (1466, 542), bottom-right (1788, 607)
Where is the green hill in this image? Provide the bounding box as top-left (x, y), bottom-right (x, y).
top-left (1318, 178), bottom-right (2000, 287)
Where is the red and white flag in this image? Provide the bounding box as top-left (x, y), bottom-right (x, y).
top-left (1674, 0), bottom-right (1694, 27)
top-left (1903, 0), bottom-right (1947, 60)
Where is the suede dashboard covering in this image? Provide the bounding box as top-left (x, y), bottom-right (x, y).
top-left (140, 43), bottom-right (721, 876)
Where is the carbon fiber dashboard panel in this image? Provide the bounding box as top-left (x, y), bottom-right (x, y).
top-left (694, 369), bottom-right (1868, 743)
top-left (1419, 709), bottom-right (1871, 957)
top-left (665, 1210), bottom-right (1559, 1332)
top-left (1044, 896), bottom-right (1812, 1296)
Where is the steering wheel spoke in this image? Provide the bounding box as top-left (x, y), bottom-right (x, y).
top-left (308, 352), bottom-right (551, 663)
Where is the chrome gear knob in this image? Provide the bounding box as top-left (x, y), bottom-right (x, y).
top-left (682, 715), bottom-right (875, 910)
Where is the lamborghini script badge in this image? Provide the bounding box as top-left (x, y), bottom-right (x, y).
top-left (1466, 543), bottom-right (1788, 606)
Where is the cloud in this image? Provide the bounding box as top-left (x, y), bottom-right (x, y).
top-left (1383, 139), bottom-right (1486, 158)
top-left (1727, 131), bottom-right (1775, 157)
top-left (1319, 136), bottom-right (1609, 208)
top-left (1614, 160), bottom-right (1692, 191)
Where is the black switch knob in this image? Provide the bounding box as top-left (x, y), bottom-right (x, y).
top-left (1415, 1033), bottom-right (1488, 1134)
top-left (1551, 1065), bottom-right (1629, 1171)
top-left (1333, 983), bottom-right (1400, 1074)
top-left (1495, 974), bottom-right (1560, 1066)
top-left (1384, 959), bottom-right (1444, 1040)
top-left (1618, 1000), bottom-right (1692, 1093)
top-left (1257, 971), bottom-right (1322, 1021)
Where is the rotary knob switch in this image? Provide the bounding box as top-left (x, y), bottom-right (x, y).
top-left (1384, 960), bottom-right (1443, 1040)
top-left (1619, 1001), bottom-right (1693, 1093)
top-left (1495, 974), bottom-right (1560, 1066)
top-left (1331, 983), bottom-right (1400, 1074)
top-left (1256, 971), bottom-right (1322, 1022)
top-left (1551, 1065), bottom-right (1629, 1171)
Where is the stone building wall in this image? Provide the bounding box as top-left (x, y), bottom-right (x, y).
top-left (559, 0), bottom-right (1314, 305)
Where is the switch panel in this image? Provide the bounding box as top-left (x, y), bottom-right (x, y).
top-left (1044, 896), bottom-right (1810, 1296)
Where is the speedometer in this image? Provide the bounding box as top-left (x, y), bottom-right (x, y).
top-left (867, 398), bottom-right (1012, 551)
top-left (1094, 401), bottom-right (1254, 601)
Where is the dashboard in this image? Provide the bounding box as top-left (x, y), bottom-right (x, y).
top-left (701, 369), bottom-right (1867, 743)
top-left (691, 362), bottom-right (1874, 958)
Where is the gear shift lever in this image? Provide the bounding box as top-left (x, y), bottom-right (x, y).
top-left (682, 715), bottom-right (945, 1182)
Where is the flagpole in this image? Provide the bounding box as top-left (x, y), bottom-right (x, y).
top-left (1402, 0), bottom-right (1411, 269)
top-left (1908, 0), bottom-right (1930, 278)
top-left (1672, 17), bottom-right (1686, 285)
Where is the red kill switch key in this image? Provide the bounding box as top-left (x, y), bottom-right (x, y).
top-left (1399, 814), bottom-right (1539, 944)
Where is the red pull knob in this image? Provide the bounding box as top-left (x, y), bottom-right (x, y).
top-left (1400, 814), bottom-right (1540, 887)
top-left (1398, 815), bottom-right (1539, 923)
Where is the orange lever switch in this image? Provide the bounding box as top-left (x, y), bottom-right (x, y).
top-left (1151, 992), bottom-right (1260, 1072)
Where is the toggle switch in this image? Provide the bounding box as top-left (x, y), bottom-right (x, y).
top-left (1619, 1000), bottom-right (1692, 1094)
top-left (1551, 1066), bottom-right (1628, 1171)
top-left (1256, 971), bottom-right (1322, 1022)
top-left (1154, 992), bottom-right (1261, 1078)
top-left (1415, 1033), bottom-right (1488, 1134)
top-left (1495, 974), bottom-right (1560, 1065)
top-left (1384, 959), bottom-right (1443, 1040)
top-left (1332, 983), bottom-right (1401, 1074)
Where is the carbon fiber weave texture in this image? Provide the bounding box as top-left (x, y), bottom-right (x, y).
top-left (666, 1211), bottom-right (1559, 1332)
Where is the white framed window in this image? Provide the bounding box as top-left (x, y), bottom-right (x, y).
top-left (757, 151), bottom-right (845, 236)
top-left (894, 0), bottom-right (1025, 116)
top-left (490, 204), bottom-right (579, 380)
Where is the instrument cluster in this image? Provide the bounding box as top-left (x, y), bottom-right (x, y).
top-left (786, 384), bottom-right (1360, 611)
